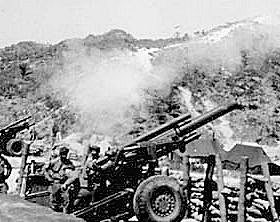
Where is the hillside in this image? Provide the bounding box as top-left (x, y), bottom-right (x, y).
top-left (1, 17), bottom-right (280, 148)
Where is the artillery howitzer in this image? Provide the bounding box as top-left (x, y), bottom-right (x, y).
top-left (23, 102), bottom-right (243, 222)
top-left (0, 116), bottom-right (34, 156)
top-left (73, 102), bottom-right (243, 222)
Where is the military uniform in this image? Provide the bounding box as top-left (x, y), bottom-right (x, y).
top-left (44, 147), bottom-right (79, 213)
top-left (0, 155), bottom-right (12, 194)
top-left (85, 157), bottom-right (102, 189)
top-left (85, 145), bottom-right (102, 186)
top-left (49, 143), bottom-right (61, 160)
top-left (74, 145), bottom-right (102, 208)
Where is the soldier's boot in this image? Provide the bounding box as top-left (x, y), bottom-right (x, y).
top-left (0, 183), bottom-right (8, 194)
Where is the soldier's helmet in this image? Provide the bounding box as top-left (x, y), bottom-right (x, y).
top-left (105, 148), bottom-right (116, 158)
top-left (89, 144), bottom-right (101, 154)
top-left (59, 146), bottom-right (70, 155)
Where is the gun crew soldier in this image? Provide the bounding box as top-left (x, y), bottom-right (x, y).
top-left (85, 144), bottom-right (103, 195)
top-left (74, 144), bottom-right (102, 207)
top-left (44, 145), bottom-right (79, 213)
top-left (0, 154), bottom-right (12, 194)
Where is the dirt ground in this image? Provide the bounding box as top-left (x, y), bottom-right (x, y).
top-left (0, 194), bottom-right (83, 222)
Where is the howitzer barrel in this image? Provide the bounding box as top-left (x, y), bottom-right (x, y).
top-left (98, 103), bottom-right (242, 168)
top-left (125, 113), bottom-right (192, 147)
top-left (177, 102), bottom-right (242, 137)
top-left (0, 115), bottom-right (32, 133)
top-left (126, 102), bottom-right (242, 147)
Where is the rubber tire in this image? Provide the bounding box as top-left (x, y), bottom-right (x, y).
top-left (6, 139), bottom-right (25, 156)
top-left (133, 175), bottom-right (187, 222)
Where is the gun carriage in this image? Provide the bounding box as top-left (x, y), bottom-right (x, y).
top-left (21, 103), bottom-right (242, 222)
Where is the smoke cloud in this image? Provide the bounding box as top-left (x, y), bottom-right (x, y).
top-left (48, 47), bottom-right (179, 139)
top-left (46, 20), bottom-right (280, 143)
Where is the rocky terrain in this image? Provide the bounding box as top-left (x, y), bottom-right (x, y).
top-left (1, 16), bottom-right (280, 152)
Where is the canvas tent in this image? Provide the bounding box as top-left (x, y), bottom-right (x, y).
top-left (169, 137), bottom-right (224, 169)
top-left (171, 137), bottom-right (226, 168)
top-left (183, 137), bottom-right (226, 158)
top-left (222, 144), bottom-right (280, 175)
top-left (179, 139), bottom-right (280, 175)
top-left (174, 137), bottom-right (280, 175)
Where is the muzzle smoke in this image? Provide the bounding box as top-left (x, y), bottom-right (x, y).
top-left (48, 47), bottom-right (178, 139)
top-left (47, 21), bottom-right (280, 143)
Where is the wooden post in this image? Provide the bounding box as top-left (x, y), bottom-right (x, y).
top-left (182, 155), bottom-right (191, 217)
top-left (183, 155), bottom-right (190, 185)
top-left (173, 152), bottom-right (181, 170)
top-left (202, 155), bottom-right (216, 222)
top-left (19, 167), bottom-right (28, 198)
top-left (237, 156), bottom-right (249, 222)
top-left (17, 142), bottom-right (30, 196)
top-left (261, 162), bottom-right (279, 222)
top-left (212, 139), bottom-right (227, 222)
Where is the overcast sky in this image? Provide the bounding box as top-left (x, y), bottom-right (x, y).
top-left (0, 0), bottom-right (279, 47)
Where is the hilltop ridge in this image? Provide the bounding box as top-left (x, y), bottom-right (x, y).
top-left (1, 16), bottom-right (280, 146)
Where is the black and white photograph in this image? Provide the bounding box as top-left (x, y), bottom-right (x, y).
top-left (0, 0), bottom-right (280, 221)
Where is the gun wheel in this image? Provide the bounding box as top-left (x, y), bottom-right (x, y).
top-left (151, 188), bottom-right (176, 217)
top-left (6, 139), bottom-right (25, 156)
top-left (133, 175), bottom-right (186, 222)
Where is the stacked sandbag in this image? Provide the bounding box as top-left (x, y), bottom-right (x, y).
top-left (212, 186), bottom-right (239, 222)
top-left (245, 177), bottom-right (272, 222)
top-left (188, 177), bottom-right (204, 221)
top-left (186, 176), bottom-right (280, 222)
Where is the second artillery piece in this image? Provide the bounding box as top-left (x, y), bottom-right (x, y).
top-left (0, 116), bottom-right (34, 156)
top-left (23, 102), bottom-right (243, 222)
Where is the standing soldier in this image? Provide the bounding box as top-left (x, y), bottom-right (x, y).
top-left (85, 145), bottom-right (101, 197)
top-left (51, 117), bottom-right (61, 146)
top-left (74, 144), bottom-right (101, 208)
top-left (44, 146), bottom-right (79, 213)
top-left (0, 154), bottom-right (12, 194)
top-left (49, 143), bottom-right (61, 161)
top-left (29, 127), bottom-right (37, 141)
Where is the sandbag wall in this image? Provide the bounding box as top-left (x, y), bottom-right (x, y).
top-left (187, 176), bottom-right (280, 222)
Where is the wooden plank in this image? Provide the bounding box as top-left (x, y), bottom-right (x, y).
top-left (202, 155), bottom-right (216, 222)
top-left (212, 138), bottom-right (227, 222)
top-left (237, 156), bottom-right (249, 222)
top-left (183, 155), bottom-right (190, 185)
top-left (261, 162), bottom-right (279, 222)
top-left (173, 151), bottom-right (181, 170)
top-left (247, 174), bottom-right (268, 182)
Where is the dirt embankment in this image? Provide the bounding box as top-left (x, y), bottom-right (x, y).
top-left (0, 194), bottom-right (83, 222)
